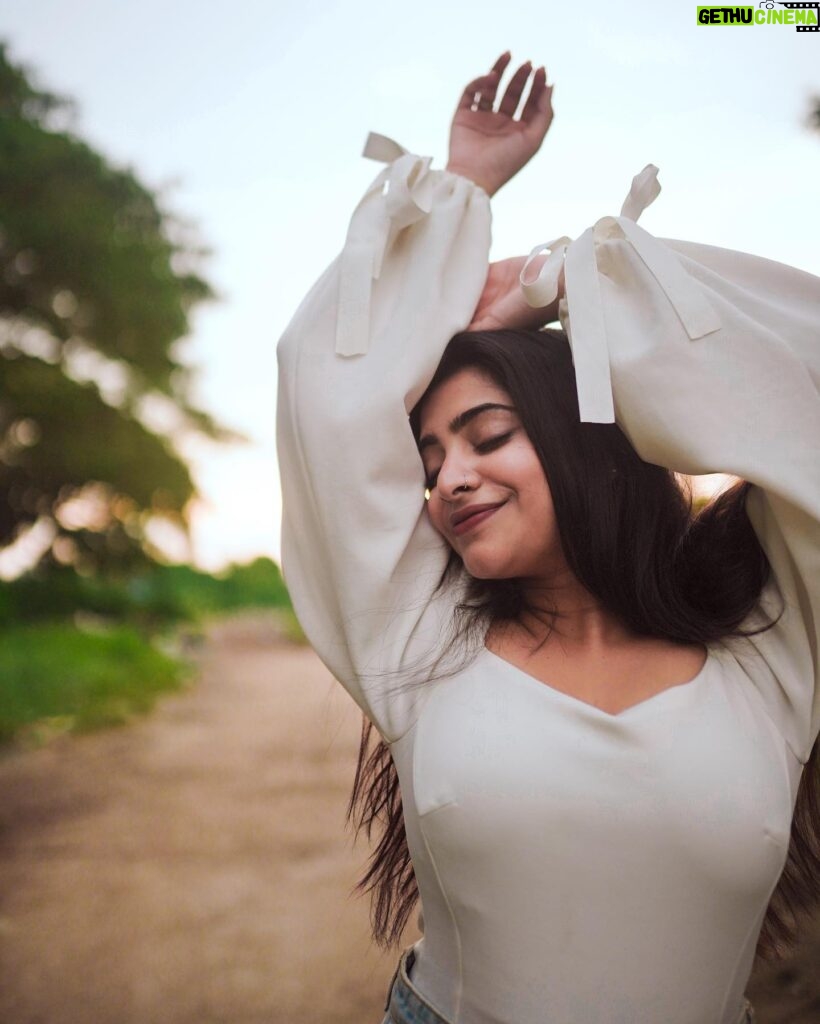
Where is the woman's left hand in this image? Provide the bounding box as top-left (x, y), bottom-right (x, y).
top-left (446, 52), bottom-right (554, 198)
top-left (468, 256), bottom-right (563, 332)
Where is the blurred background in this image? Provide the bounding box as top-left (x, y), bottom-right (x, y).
top-left (0, 2), bottom-right (818, 1022)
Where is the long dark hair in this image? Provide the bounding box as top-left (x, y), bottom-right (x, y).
top-left (344, 327), bottom-right (820, 962)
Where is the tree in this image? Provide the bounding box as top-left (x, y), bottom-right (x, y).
top-left (0, 42), bottom-right (239, 575)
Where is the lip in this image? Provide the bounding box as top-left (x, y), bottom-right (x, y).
top-left (451, 501), bottom-right (507, 536)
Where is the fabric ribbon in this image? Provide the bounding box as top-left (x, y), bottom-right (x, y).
top-left (520, 164), bottom-right (722, 423)
top-left (335, 132), bottom-right (436, 356)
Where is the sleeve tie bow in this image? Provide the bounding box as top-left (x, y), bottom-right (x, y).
top-left (519, 164), bottom-right (722, 423)
top-left (335, 132), bottom-right (436, 357)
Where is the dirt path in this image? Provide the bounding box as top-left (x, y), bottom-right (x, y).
top-left (0, 613), bottom-right (407, 1024)
top-left (0, 611), bottom-right (818, 1024)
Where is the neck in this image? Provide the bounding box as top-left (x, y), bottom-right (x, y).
top-left (515, 566), bottom-right (635, 651)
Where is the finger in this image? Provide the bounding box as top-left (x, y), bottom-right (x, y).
top-left (519, 66), bottom-right (545, 122)
top-left (456, 70), bottom-right (500, 112)
top-left (490, 51), bottom-right (512, 78)
top-left (523, 89), bottom-right (555, 145)
top-left (497, 60), bottom-right (533, 118)
top-left (456, 53), bottom-right (511, 113)
top-left (520, 67), bottom-right (551, 125)
top-left (477, 54), bottom-right (512, 110)
top-left (536, 83), bottom-right (555, 133)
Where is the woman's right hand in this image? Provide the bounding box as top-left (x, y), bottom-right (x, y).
top-left (446, 51), bottom-right (554, 198)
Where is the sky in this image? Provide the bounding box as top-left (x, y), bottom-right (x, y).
top-left (1, 0), bottom-right (818, 571)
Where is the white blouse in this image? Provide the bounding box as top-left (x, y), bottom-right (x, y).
top-left (275, 132), bottom-right (820, 1024)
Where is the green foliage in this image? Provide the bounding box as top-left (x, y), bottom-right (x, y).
top-left (0, 45), bottom-right (307, 749)
top-left (0, 44), bottom-right (70, 125)
top-left (0, 556), bottom-right (300, 745)
top-left (207, 557), bottom-right (292, 610)
top-left (0, 620), bottom-right (190, 743)
top-left (119, 557), bottom-right (293, 622)
top-left (0, 555), bottom-right (303, 745)
top-left (0, 41), bottom-right (213, 391)
top-left (0, 353), bottom-right (194, 558)
top-left (0, 41), bottom-right (237, 574)
top-left (0, 556), bottom-right (293, 628)
top-left (278, 606), bottom-right (308, 645)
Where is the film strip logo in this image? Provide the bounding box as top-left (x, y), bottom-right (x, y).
top-left (765, 1), bottom-right (820, 30)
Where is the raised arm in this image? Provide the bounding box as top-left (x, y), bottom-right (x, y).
top-left (470, 171), bottom-right (820, 762)
top-left (276, 55), bottom-right (554, 743)
top-left (605, 234), bottom-right (820, 764)
top-left (445, 51), bottom-right (553, 198)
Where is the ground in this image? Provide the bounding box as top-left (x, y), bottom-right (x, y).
top-left (0, 611), bottom-right (818, 1024)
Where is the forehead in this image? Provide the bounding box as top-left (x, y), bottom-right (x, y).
top-left (419, 367), bottom-right (512, 430)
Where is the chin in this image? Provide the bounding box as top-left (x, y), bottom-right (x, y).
top-left (461, 552), bottom-right (516, 581)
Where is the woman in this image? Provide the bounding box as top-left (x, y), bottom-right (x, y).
top-left (276, 52), bottom-right (820, 1024)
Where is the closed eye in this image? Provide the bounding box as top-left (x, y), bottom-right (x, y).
top-left (424, 430), bottom-right (516, 494)
top-left (476, 430), bottom-right (514, 455)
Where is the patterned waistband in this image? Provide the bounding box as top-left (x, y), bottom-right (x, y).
top-left (383, 942), bottom-right (757, 1024)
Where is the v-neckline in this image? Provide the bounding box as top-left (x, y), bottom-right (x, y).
top-left (481, 643), bottom-right (714, 720)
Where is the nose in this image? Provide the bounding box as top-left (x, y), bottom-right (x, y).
top-left (435, 449), bottom-right (478, 502)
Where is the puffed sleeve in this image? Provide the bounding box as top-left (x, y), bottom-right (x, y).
top-left (521, 166), bottom-right (820, 763)
top-left (276, 133), bottom-right (492, 743)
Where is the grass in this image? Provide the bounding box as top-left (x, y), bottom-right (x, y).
top-left (0, 555), bottom-right (310, 748)
top-left (276, 606), bottom-right (308, 645)
top-left (0, 620), bottom-right (193, 746)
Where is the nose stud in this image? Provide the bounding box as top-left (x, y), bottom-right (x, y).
top-left (425, 476), bottom-right (471, 503)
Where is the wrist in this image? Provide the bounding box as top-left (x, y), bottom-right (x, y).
top-left (445, 162), bottom-right (496, 198)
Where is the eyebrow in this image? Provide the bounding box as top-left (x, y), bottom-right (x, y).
top-left (417, 403), bottom-right (518, 453)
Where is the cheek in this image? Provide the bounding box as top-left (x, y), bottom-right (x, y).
top-left (493, 444), bottom-right (550, 500)
top-left (426, 499), bottom-right (448, 538)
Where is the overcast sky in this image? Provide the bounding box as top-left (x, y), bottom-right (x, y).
top-left (2, 0), bottom-right (818, 569)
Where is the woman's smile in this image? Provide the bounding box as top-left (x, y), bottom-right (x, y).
top-left (451, 499), bottom-right (508, 537)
